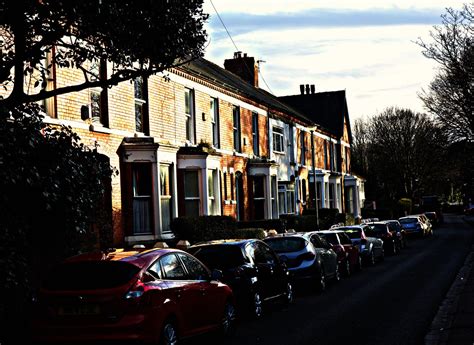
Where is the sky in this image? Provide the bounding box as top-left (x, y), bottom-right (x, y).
top-left (202, 0), bottom-right (468, 123)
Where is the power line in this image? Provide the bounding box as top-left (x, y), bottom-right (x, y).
top-left (209, 0), bottom-right (274, 94)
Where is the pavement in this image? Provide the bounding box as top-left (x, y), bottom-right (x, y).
top-left (425, 215), bottom-right (474, 345)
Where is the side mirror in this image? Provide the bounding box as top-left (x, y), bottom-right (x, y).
top-left (210, 269), bottom-right (223, 281)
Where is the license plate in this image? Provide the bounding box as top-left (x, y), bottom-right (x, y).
top-left (57, 304), bottom-right (100, 316)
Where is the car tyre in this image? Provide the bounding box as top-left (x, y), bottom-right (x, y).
top-left (160, 321), bottom-right (178, 345)
top-left (251, 291), bottom-right (263, 318)
top-left (220, 302), bottom-right (237, 338)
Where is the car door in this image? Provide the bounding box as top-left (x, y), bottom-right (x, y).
top-left (253, 242), bottom-right (280, 299)
top-left (159, 253), bottom-right (202, 335)
top-left (176, 252), bottom-right (227, 329)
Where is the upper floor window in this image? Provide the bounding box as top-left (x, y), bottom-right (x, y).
top-left (273, 126), bottom-right (284, 153)
top-left (252, 112), bottom-right (259, 156)
top-left (90, 59), bottom-right (109, 127)
top-left (134, 76), bottom-right (149, 135)
top-left (300, 131), bottom-right (306, 165)
top-left (210, 97), bottom-right (220, 148)
top-left (233, 106), bottom-right (241, 152)
top-left (185, 88), bottom-right (196, 143)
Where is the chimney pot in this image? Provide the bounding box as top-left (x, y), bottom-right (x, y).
top-left (305, 84), bottom-right (310, 94)
top-left (311, 84), bottom-right (315, 94)
top-left (300, 84), bottom-right (305, 94)
top-left (244, 53), bottom-right (247, 57)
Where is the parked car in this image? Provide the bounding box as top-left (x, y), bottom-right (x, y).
top-left (424, 211), bottom-right (439, 227)
top-left (375, 220), bottom-right (405, 251)
top-left (313, 230), bottom-right (361, 276)
top-left (398, 216), bottom-right (430, 237)
top-left (331, 225), bottom-right (384, 265)
top-left (188, 239), bottom-right (293, 318)
top-left (263, 233), bottom-right (339, 292)
top-left (32, 248), bottom-right (235, 345)
top-left (365, 222), bottom-right (399, 255)
top-left (413, 213), bottom-right (434, 235)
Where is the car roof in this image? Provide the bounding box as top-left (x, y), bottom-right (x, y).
top-left (313, 230), bottom-right (344, 234)
top-left (264, 233), bottom-right (308, 239)
top-left (189, 239), bottom-right (257, 248)
top-left (64, 248), bottom-right (180, 269)
top-left (332, 225), bottom-right (365, 230)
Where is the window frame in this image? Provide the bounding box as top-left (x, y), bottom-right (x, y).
top-left (232, 105), bottom-right (241, 152)
top-left (210, 97), bottom-right (220, 148)
top-left (272, 126), bottom-right (285, 154)
top-left (185, 88), bottom-right (196, 144)
top-left (252, 111), bottom-right (259, 156)
top-left (134, 76), bottom-right (149, 135)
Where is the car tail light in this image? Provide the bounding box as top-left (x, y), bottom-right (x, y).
top-left (299, 252), bottom-right (315, 261)
top-left (125, 279), bottom-right (146, 300)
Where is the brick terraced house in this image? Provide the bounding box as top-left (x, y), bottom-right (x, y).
top-left (8, 51), bottom-right (364, 246)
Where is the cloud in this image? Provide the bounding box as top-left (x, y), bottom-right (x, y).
top-left (207, 8), bottom-right (443, 36)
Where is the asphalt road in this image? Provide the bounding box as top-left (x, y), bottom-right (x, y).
top-left (201, 214), bottom-right (474, 345)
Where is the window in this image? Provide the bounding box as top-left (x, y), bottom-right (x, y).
top-left (160, 165), bottom-right (173, 232)
top-left (333, 143), bottom-right (338, 172)
top-left (160, 254), bottom-right (186, 280)
top-left (253, 243), bottom-right (276, 265)
top-left (272, 126), bottom-right (284, 153)
top-left (208, 169), bottom-right (218, 215)
top-left (185, 88), bottom-right (196, 143)
top-left (210, 97), bottom-right (220, 148)
top-left (184, 170), bottom-right (200, 216)
top-left (253, 176), bottom-right (265, 220)
top-left (278, 185), bottom-right (286, 215)
top-left (278, 184), bottom-right (296, 215)
top-left (89, 59), bottom-right (108, 127)
top-left (252, 112), bottom-right (259, 156)
top-left (300, 132), bottom-right (306, 165)
top-left (329, 183), bottom-right (335, 208)
top-left (134, 76), bottom-right (148, 134)
top-left (177, 253), bottom-right (209, 280)
top-left (132, 163), bottom-right (153, 234)
top-left (148, 260), bottom-right (163, 279)
top-left (233, 106), bottom-right (241, 152)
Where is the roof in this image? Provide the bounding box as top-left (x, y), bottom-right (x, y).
top-left (177, 58), bottom-right (313, 124)
top-left (278, 90), bottom-right (352, 141)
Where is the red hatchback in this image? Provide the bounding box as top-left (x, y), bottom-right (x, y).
top-left (313, 230), bottom-right (362, 276)
top-left (32, 248), bottom-right (235, 344)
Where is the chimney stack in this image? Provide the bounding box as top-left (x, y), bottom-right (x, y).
top-left (310, 84), bottom-right (315, 94)
top-left (224, 51), bottom-right (259, 88)
top-left (305, 84), bottom-right (310, 94)
top-left (300, 84), bottom-right (305, 95)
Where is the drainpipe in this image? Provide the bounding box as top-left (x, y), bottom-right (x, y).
top-left (310, 129), bottom-right (320, 228)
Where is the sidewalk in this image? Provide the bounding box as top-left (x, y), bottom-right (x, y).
top-left (425, 215), bottom-right (474, 345)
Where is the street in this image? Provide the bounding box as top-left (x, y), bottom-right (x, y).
top-left (199, 214), bottom-right (474, 345)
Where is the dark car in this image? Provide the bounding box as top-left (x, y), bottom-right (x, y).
top-left (188, 239), bottom-right (293, 318)
top-left (264, 233), bottom-right (339, 292)
top-left (32, 248), bottom-right (235, 345)
top-left (331, 225), bottom-right (384, 265)
top-left (376, 220), bottom-right (405, 251)
top-left (365, 222), bottom-right (399, 255)
top-left (399, 216), bottom-right (429, 237)
top-left (424, 211), bottom-right (439, 227)
top-left (313, 230), bottom-right (361, 276)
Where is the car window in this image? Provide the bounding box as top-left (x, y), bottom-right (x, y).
top-left (264, 237), bottom-right (306, 253)
top-left (254, 242), bottom-right (276, 264)
top-left (177, 253), bottom-right (210, 280)
top-left (338, 233), bottom-right (353, 245)
top-left (160, 254), bottom-right (187, 280)
top-left (343, 229), bottom-right (362, 239)
top-left (319, 233), bottom-right (339, 245)
top-left (147, 260), bottom-right (163, 279)
top-left (318, 236), bottom-right (331, 249)
top-left (189, 245), bottom-right (247, 270)
top-left (311, 235), bottom-right (329, 249)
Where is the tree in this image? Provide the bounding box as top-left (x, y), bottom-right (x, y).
top-left (0, 0), bottom-right (208, 108)
top-left (352, 107), bottom-right (447, 212)
top-left (417, 3), bottom-right (473, 144)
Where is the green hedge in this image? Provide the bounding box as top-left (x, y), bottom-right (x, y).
top-left (237, 219), bottom-right (286, 233)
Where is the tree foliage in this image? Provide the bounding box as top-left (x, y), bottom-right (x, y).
top-left (0, 0), bottom-right (208, 108)
top-left (417, 3), bottom-right (473, 143)
top-left (352, 107), bottom-right (447, 209)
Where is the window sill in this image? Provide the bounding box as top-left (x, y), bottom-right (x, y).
top-left (89, 124), bottom-right (111, 134)
top-left (273, 151), bottom-right (285, 155)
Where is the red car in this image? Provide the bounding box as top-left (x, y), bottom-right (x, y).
top-left (32, 248), bottom-right (235, 344)
top-left (313, 230), bottom-right (361, 276)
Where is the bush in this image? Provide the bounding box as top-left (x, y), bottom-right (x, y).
top-left (237, 219), bottom-right (286, 233)
top-left (170, 216), bottom-right (236, 244)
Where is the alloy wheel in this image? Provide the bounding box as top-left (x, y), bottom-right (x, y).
top-left (161, 322), bottom-right (178, 345)
top-left (221, 302), bottom-right (236, 336)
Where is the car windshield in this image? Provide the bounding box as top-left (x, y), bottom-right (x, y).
top-left (264, 237), bottom-right (306, 253)
top-left (400, 218), bottom-right (417, 224)
top-left (43, 261), bottom-right (141, 290)
top-left (366, 224), bottom-right (386, 236)
top-left (318, 233), bottom-right (338, 245)
top-left (342, 229), bottom-right (362, 239)
top-left (188, 245), bottom-right (246, 270)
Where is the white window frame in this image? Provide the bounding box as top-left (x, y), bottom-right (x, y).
top-left (272, 126), bottom-right (285, 154)
top-left (185, 88), bottom-right (196, 143)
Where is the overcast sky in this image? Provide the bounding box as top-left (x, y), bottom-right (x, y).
top-left (202, 0), bottom-right (468, 123)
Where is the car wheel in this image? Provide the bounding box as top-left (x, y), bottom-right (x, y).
top-left (283, 282), bottom-right (294, 305)
top-left (220, 302), bottom-right (237, 337)
top-left (316, 268), bottom-right (326, 292)
top-left (251, 291), bottom-right (263, 318)
top-left (160, 321), bottom-right (178, 345)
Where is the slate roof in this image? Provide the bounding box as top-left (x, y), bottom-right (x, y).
top-left (177, 58), bottom-right (312, 124)
top-left (278, 91), bottom-right (352, 142)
